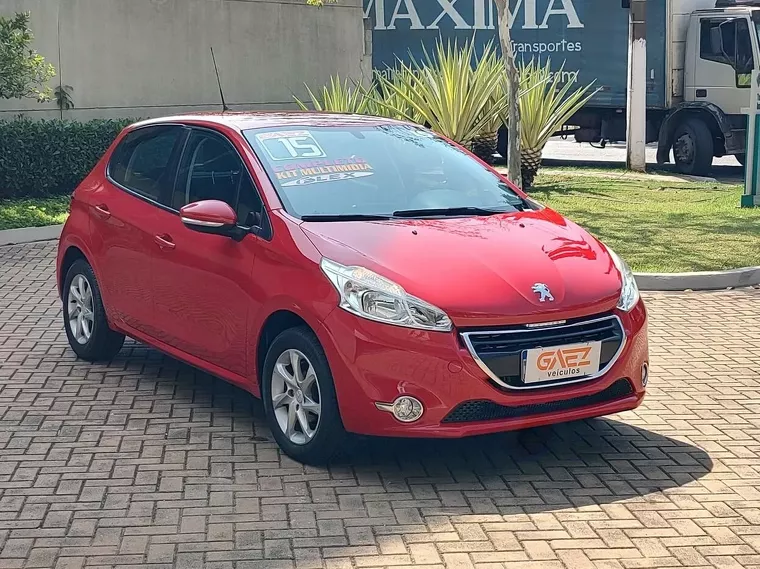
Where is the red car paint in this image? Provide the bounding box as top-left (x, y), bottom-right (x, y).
top-left (57, 112), bottom-right (648, 438)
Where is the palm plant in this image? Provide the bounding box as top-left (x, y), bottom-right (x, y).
top-left (293, 75), bottom-right (370, 114)
top-left (518, 59), bottom-right (599, 188)
top-left (373, 38), bottom-right (508, 149)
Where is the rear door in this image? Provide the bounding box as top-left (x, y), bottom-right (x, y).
top-left (89, 124), bottom-right (187, 335)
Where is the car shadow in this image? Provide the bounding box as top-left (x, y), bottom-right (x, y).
top-left (331, 421), bottom-right (712, 514)
top-left (107, 342), bottom-right (713, 515)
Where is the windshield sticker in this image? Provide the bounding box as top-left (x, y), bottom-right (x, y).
top-left (273, 157), bottom-right (375, 187)
top-left (281, 171), bottom-right (374, 187)
top-left (256, 131), bottom-right (327, 161)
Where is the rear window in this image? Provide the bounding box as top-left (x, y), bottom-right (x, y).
top-left (109, 125), bottom-right (184, 202)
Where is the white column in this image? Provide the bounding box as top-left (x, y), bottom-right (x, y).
top-left (626, 0), bottom-right (647, 172)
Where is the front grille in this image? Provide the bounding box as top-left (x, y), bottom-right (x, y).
top-left (442, 378), bottom-right (634, 423)
top-left (461, 314), bottom-right (625, 389)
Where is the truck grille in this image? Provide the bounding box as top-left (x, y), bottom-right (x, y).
top-left (442, 378), bottom-right (634, 423)
top-left (461, 314), bottom-right (625, 390)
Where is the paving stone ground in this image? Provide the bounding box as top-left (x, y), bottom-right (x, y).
top-left (1, 241), bottom-right (760, 569)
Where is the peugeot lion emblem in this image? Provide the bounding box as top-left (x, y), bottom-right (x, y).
top-left (532, 283), bottom-right (555, 303)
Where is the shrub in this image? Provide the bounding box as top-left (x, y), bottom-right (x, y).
top-left (0, 117), bottom-right (134, 199)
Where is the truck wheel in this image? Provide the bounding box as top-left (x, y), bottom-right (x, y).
top-left (673, 119), bottom-right (713, 176)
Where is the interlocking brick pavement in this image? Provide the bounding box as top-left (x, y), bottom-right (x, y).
top-left (1, 241), bottom-right (759, 569)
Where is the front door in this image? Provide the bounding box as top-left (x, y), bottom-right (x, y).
top-left (150, 128), bottom-right (266, 377)
top-left (691, 15), bottom-right (754, 114)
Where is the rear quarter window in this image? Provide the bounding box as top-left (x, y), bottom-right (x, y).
top-left (108, 125), bottom-right (185, 202)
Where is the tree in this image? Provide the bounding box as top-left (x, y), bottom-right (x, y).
top-left (493, 0), bottom-right (521, 188)
top-left (306, 0), bottom-right (522, 187)
top-left (0, 12), bottom-right (55, 102)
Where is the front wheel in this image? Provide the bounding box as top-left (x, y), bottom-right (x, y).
top-left (261, 327), bottom-right (347, 464)
top-left (62, 259), bottom-right (125, 361)
top-left (673, 118), bottom-right (714, 176)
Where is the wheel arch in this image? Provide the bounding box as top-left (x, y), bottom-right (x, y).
top-left (58, 245), bottom-right (88, 299)
top-left (255, 310), bottom-right (316, 390)
top-left (657, 102), bottom-right (732, 164)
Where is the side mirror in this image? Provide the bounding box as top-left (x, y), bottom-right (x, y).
top-left (180, 200), bottom-right (244, 240)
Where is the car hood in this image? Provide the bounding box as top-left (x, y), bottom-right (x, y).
top-left (299, 209), bottom-right (623, 327)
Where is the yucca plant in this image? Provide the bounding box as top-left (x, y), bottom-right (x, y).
top-left (293, 75), bottom-right (371, 114)
top-left (469, 44), bottom-right (509, 163)
top-left (374, 38), bottom-right (508, 148)
top-left (518, 59), bottom-right (599, 188)
top-left (365, 67), bottom-right (423, 123)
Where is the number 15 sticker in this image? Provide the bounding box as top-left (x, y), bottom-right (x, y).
top-left (256, 131), bottom-right (326, 161)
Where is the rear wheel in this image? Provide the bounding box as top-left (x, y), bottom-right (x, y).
top-left (62, 259), bottom-right (124, 361)
top-left (261, 327), bottom-right (347, 465)
top-left (673, 118), bottom-right (714, 176)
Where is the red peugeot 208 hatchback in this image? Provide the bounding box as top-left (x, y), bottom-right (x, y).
top-left (57, 113), bottom-right (648, 464)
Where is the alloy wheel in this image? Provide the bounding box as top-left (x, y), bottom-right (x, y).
top-left (67, 274), bottom-right (95, 345)
top-left (271, 349), bottom-right (322, 445)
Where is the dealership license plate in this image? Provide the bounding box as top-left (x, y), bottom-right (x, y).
top-left (522, 341), bottom-right (603, 384)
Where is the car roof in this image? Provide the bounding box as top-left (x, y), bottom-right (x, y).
top-left (130, 111), bottom-right (406, 132)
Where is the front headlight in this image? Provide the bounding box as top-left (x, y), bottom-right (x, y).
top-left (320, 258), bottom-right (452, 332)
top-left (608, 248), bottom-right (640, 312)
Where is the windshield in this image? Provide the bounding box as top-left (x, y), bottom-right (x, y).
top-left (243, 124), bottom-right (527, 219)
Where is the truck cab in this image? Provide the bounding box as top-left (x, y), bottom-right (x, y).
top-left (659, 0), bottom-right (760, 174)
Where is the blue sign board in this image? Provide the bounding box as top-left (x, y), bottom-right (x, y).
top-left (364, 0), bottom-right (667, 109)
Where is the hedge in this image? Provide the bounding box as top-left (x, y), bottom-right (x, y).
top-left (0, 118), bottom-right (135, 199)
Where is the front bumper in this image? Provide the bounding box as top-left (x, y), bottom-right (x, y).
top-left (318, 301), bottom-right (648, 438)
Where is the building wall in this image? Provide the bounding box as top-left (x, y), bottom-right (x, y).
top-left (0, 0), bottom-right (370, 120)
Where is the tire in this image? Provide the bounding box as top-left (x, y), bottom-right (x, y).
top-left (62, 259), bottom-right (125, 361)
top-left (673, 118), bottom-right (714, 176)
top-left (261, 326), bottom-right (347, 465)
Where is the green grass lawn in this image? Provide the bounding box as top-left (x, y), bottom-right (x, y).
top-left (531, 170), bottom-right (760, 273)
top-left (0, 196), bottom-right (71, 231)
top-left (2, 172), bottom-right (759, 273)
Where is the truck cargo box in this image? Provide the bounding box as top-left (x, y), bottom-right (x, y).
top-left (364, 0), bottom-right (668, 110)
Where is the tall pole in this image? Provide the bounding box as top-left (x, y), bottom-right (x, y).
top-left (626, 0), bottom-right (647, 172)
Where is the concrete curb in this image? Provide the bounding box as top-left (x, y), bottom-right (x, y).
top-left (635, 266), bottom-right (760, 291)
top-left (0, 224), bottom-right (63, 247)
top-left (1, 224), bottom-right (758, 292)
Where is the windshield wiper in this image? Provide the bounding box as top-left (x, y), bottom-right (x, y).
top-left (301, 213), bottom-right (394, 222)
top-left (391, 206), bottom-right (512, 218)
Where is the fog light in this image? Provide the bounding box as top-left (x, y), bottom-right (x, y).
top-left (641, 362), bottom-right (649, 387)
top-left (375, 396), bottom-right (424, 423)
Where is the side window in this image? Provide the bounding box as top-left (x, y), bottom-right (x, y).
top-left (109, 126), bottom-right (184, 202)
top-left (173, 130), bottom-right (265, 228)
top-left (700, 18), bottom-right (734, 64)
top-left (700, 17), bottom-right (754, 87)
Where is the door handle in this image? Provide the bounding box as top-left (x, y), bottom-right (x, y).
top-left (93, 204), bottom-right (111, 219)
top-left (154, 234), bottom-right (175, 250)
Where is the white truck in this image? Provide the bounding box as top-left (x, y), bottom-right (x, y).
top-left (654, 0), bottom-right (758, 174)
